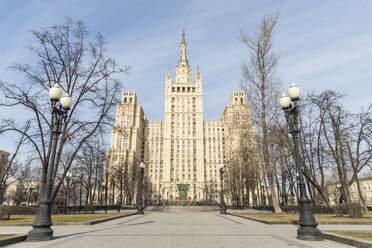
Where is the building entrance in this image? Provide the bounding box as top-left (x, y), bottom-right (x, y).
top-left (177, 184), bottom-right (189, 201)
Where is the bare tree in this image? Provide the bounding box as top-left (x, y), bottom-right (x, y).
top-left (240, 12), bottom-right (282, 213)
top-left (345, 104), bottom-right (372, 211)
top-left (204, 181), bottom-right (217, 206)
top-left (8, 160), bottom-right (38, 205)
top-left (299, 95), bottom-right (330, 206)
top-left (77, 138), bottom-right (106, 206)
top-left (310, 91), bottom-right (355, 213)
top-left (0, 18), bottom-right (128, 204)
top-left (0, 125), bottom-right (29, 204)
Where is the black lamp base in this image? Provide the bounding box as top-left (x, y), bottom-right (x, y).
top-left (26, 227), bottom-right (53, 242)
top-left (297, 227), bottom-right (323, 241)
top-left (220, 210), bottom-right (227, 215)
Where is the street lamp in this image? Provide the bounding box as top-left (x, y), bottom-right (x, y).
top-left (28, 186), bottom-right (36, 205)
top-left (261, 183), bottom-right (266, 206)
top-left (193, 180), bottom-right (196, 202)
top-left (219, 164), bottom-right (227, 214)
top-left (27, 84), bottom-right (72, 241)
top-left (279, 83), bottom-right (322, 241)
top-left (137, 161), bottom-right (145, 214)
top-left (65, 172), bottom-right (72, 207)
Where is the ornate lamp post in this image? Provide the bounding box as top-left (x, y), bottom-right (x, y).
top-left (279, 83), bottom-right (322, 241)
top-left (137, 161), bottom-right (145, 214)
top-left (65, 172), bottom-right (72, 207)
top-left (27, 84), bottom-right (72, 241)
top-left (219, 164), bottom-right (227, 214)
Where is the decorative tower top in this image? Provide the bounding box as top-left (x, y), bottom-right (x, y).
top-left (166, 65), bottom-right (172, 85)
top-left (182, 28), bottom-right (186, 44)
top-left (167, 65), bottom-right (171, 78)
top-left (230, 91), bottom-right (246, 105)
top-left (176, 28), bottom-right (192, 83)
top-left (195, 65), bottom-right (202, 85)
top-left (179, 28), bottom-right (188, 65)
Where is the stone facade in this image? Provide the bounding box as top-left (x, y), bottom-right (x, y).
top-left (107, 30), bottom-right (258, 204)
top-left (328, 177), bottom-right (372, 207)
top-left (0, 150), bottom-right (10, 180)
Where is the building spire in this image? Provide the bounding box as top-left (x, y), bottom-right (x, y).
top-left (195, 65), bottom-right (202, 84)
top-left (179, 28), bottom-right (188, 63)
top-left (167, 65), bottom-right (171, 77)
top-left (182, 28), bottom-right (186, 44)
top-left (176, 28), bottom-right (191, 83)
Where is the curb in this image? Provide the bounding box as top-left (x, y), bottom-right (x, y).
top-left (229, 213), bottom-right (372, 225)
top-left (0, 213), bottom-right (138, 246)
top-left (86, 212), bottom-right (137, 225)
top-left (0, 234), bottom-right (27, 247)
top-left (230, 213), bottom-right (372, 248)
top-left (314, 221), bottom-right (372, 225)
top-left (228, 213), bottom-right (293, 224)
top-left (0, 212), bottom-right (137, 227)
top-left (323, 231), bottom-right (372, 248)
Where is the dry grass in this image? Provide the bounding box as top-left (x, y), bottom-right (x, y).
top-left (329, 231), bottom-right (372, 241)
top-left (0, 234), bottom-right (17, 238)
top-left (238, 213), bottom-right (372, 223)
top-left (0, 213), bottom-right (122, 224)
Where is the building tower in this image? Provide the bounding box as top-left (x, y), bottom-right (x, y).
top-left (107, 29), bottom-right (260, 206)
top-left (162, 29), bottom-right (205, 201)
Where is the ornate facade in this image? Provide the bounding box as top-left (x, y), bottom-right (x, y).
top-left (107, 30), bottom-right (258, 204)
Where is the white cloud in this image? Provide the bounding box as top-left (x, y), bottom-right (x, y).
top-left (1, 0), bottom-right (372, 153)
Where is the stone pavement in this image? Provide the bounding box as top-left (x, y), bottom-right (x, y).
top-left (1, 211), bottom-right (360, 248)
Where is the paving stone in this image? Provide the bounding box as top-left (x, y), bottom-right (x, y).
top-left (2, 211), bottom-right (354, 247)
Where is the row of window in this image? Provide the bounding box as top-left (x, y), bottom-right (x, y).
top-left (171, 87), bottom-right (196, 92)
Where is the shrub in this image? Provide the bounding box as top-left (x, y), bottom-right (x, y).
top-left (83, 205), bottom-right (96, 214)
top-left (0, 206), bottom-right (11, 220)
top-left (255, 204), bottom-right (360, 216)
top-left (252, 206), bottom-right (274, 212)
top-left (0, 205), bottom-right (38, 219)
top-left (349, 203), bottom-right (363, 218)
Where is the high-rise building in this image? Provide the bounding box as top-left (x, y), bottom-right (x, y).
top-left (107, 30), bottom-right (259, 204)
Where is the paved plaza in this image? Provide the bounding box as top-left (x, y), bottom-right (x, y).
top-left (1, 210), bottom-right (366, 248)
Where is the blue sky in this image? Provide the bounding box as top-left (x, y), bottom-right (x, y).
top-left (1, 0), bottom-right (372, 152)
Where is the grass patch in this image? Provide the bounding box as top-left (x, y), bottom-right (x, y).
top-left (0, 234), bottom-right (17, 238)
top-left (238, 213), bottom-right (372, 223)
top-left (329, 231), bottom-right (372, 241)
top-left (0, 213), bottom-right (122, 224)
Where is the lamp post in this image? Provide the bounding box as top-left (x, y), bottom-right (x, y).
top-left (80, 174), bottom-right (83, 206)
top-left (27, 84), bottom-right (72, 241)
top-left (219, 164), bottom-right (227, 214)
top-left (193, 181), bottom-right (196, 202)
top-left (137, 161), bottom-right (145, 214)
top-left (65, 172), bottom-right (72, 207)
top-left (28, 187), bottom-right (35, 206)
top-left (279, 83), bottom-right (322, 241)
top-left (261, 183), bottom-right (266, 206)
top-left (202, 186), bottom-right (205, 205)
